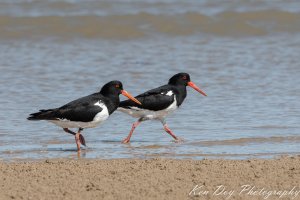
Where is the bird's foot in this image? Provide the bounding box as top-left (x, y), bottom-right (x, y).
top-left (122, 138), bottom-right (131, 144)
top-left (174, 137), bottom-right (184, 143)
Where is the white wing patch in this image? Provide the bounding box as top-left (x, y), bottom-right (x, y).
top-left (166, 91), bottom-right (173, 96)
top-left (160, 90), bottom-right (173, 96)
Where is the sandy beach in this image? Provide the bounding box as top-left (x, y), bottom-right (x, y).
top-left (0, 156), bottom-right (299, 200)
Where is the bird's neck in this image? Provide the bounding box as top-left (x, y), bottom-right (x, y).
top-left (170, 84), bottom-right (187, 106)
top-left (101, 92), bottom-right (120, 114)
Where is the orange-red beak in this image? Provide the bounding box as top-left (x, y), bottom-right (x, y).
top-left (187, 81), bottom-right (207, 96)
top-left (121, 90), bottom-right (142, 105)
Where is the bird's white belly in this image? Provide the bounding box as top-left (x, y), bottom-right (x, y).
top-left (118, 96), bottom-right (177, 120)
top-left (48, 101), bottom-right (109, 128)
top-left (48, 119), bottom-right (105, 128)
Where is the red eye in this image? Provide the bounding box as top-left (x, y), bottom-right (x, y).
top-left (182, 76), bottom-right (187, 80)
top-left (115, 84), bottom-right (120, 88)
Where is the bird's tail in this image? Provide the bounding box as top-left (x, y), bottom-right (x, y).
top-left (27, 109), bottom-right (57, 120)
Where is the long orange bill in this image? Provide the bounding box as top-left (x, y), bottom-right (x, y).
top-left (187, 81), bottom-right (207, 96)
top-left (121, 90), bottom-right (142, 105)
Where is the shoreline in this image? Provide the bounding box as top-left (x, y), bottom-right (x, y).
top-left (1, 156), bottom-right (299, 200)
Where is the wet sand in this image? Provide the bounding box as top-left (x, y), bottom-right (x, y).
top-left (1, 156), bottom-right (299, 200)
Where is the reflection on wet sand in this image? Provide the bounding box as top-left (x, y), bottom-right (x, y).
top-left (189, 136), bottom-right (300, 147)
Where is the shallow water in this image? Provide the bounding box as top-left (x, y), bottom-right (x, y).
top-left (0, 0), bottom-right (300, 161)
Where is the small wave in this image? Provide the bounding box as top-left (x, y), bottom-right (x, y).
top-left (135, 145), bottom-right (167, 149)
top-left (0, 10), bottom-right (299, 39)
top-left (252, 125), bottom-right (299, 129)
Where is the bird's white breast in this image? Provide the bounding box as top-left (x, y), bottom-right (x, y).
top-left (93, 100), bottom-right (109, 123)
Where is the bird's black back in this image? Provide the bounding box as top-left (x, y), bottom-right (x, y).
top-left (28, 92), bottom-right (119, 122)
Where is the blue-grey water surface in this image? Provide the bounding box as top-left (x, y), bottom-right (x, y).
top-left (0, 0), bottom-right (299, 160)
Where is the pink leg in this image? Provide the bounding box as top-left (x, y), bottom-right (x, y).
top-left (63, 128), bottom-right (76, 135)
top-left (163, 124), bottom-right (179, 141)
top-left (63, 128), bottom-right (86, 151)
top-left (122, 121), bottom-right (141, 144)
top-left (77, 128), bottom-right (86, 146)
top-left (75, 132), bottom-right (81, 152)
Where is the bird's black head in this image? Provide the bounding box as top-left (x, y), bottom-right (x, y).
top-left (168, 72), bottom-right (207, 96)
top-left (100, 80), bottom-right (142, 105)
top-left (168, 73), bottom-right (191, 86)
top-left (100, 80), bottom-right (124, 95)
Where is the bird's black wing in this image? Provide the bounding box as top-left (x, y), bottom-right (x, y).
top-left (119, 85), bottom-right (175, 111)
top-left (28, 93), bottom-right (104, 122)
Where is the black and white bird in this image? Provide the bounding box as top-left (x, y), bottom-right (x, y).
top-left (27, 81), bottom-right (141, 151)
top-left (118, 73), bottom-right (207, 143)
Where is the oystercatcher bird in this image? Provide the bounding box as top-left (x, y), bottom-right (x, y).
top-left (27, 81), bottom-right (141, 151)
top-left (118, 73), bottom-right (207, 143)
